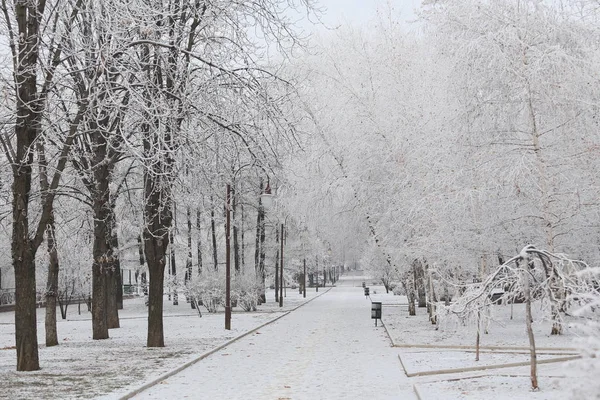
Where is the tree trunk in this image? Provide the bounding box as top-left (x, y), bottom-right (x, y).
top-left (186, 207), bottom-right (193, 281)
top-left (107, 204), bottom-right (121, 328)
top-left (414, 260), bottom-right (426, 308)
top-left (402, 278), bottom-right (416, 316)
top-left (11, 0), bottom-right (44, 371)
top-left (113, 218), bottom-right (123, 311)
top-left (428, 272), bottom-right (438, 325)
top-left (91, 196), bottom-right (109, 339)
top-left (254, 185), bottom-right (262, 273)
top-left (91, 150), bottom-right (115, 337)
top-left (186, 207), bottom-right (194, 309)
top-left (39, 143), bottom-right (59, 347)
top-left (255, 182), bottom-right (266, 303)
top-left (196, 209), bottom-right (203, 275)
top-left (315, 256), bottom-right (319, 292)
top-left (13, 244), bottom-right (39, 371)
top-left (240, 202), bottom-right (245, 270)
top-left (106, 264), bottom-right (120, 329)
top-left (142, 149), bottom-right (173, 347)
top-left (145, 230), bottom-right (168, 347)
top-left (259, 206), bottom-right (266, 298)
top-left (137, 235), bottom-right (148, 295)
top-left (522, 266), bottom-right (539, 390)
top-left (170, 228), bottom-right (178, 305)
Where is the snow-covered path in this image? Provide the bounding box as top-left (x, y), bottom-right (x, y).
top-left (132, 283), bottom-right (415, 399)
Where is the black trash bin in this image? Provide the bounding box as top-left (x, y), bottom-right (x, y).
top-left (371, 301), bottom-right (382, 326)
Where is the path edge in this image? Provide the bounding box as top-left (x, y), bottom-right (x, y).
top-left (118, 288), bottom-right (332, 400)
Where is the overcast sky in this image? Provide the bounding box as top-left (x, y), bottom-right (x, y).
top-left (292, 0), bottom-right (421, 36)
top-left (315, 0), bottom-right (419, 26)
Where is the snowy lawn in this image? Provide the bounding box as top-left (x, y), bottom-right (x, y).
top-left (0, 288), bottom-right (322, 399)
top-left (414, 373), bottom-right (567, 400)
top-left (366, 286), bottom-right (596, 400)
top-left (399, 350), bottom-right (575, 376)
top-left (377, 288), bottom-right (582, 350)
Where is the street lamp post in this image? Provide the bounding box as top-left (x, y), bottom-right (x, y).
top-left (279, 223), bottom-right (284, 307)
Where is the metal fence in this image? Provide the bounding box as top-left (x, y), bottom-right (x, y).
top-left (0, 289), bottom-right (15, 305)
top-left (0, 289), bottom-right (46, 306)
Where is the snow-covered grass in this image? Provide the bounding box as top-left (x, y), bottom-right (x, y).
top-left (414, 374), bottom-right (567, 400)
top-left (0, 288), bottom-right (321, 399)
top-left (376, 288), bottom-right (581, 349)
top-left (367, 285), bottom-right (599, 399)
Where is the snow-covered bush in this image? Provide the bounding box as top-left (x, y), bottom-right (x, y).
top-left (439, 245), bottom-right (595, 390)
top-left (185, 270), bottom-right (264, 313)
top-left (232, 272), bottom-right (262, 312)
top-left (566, 266), bottom-right (600, 399)
top-left (185, 269), bottom-right (224, 313)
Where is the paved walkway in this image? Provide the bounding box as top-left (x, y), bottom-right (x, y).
top-left (133, 278), bottom-right (414, 400)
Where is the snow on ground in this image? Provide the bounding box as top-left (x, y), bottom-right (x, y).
top-left (374, 286), bottom-right (594, 400)
top-left (380, 292), bottom-right (582, 349)
top-left (399, 350), bottom-right (569, 376)
top-left (1, 276), bottom-right (597, 399)
top-left (0, 288), bottom-right (319, 400)
top-left (131, 284), bottom-right (416, 400)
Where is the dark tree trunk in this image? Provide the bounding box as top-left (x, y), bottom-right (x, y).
top-left (254, 199), bottom-right (261, 272)
top-left (39, 142), bottom-right (59, 347)
top-left (186, 207), bottom-right (194, 309)
top-left (413, 260), bottom-right (427, 308)
top-left (112, 217), bottom-right (123, 310)
top-left (44, 220), bottom-right (59, 347)
top-left (144, 227), bottom-right (169, 347)
top-left (116, 263), bottom-right (123, 310)
top-left (9, 0), bottom-right (84, 371)
top-left (315, 256), bottom-right (319, 291)
top-left (254, 181), bottom-right (266, 303)
top-left (138, 235), bottom-right (148, 295)
top-left (142, 132), bottom-right (173, 347)
top-left (196, 209), bottom-right (203, 275)
top-left (90, 130), bottom-right (119, 337)
top-left (11, 0), bottom-right (45, 372)
top-left (13, 243), bottom-right (39, 371)
top-left (258, 203), bottom-right (266, 297)
top-left (141, 45), bottom-right (175, 346)
top-left (170, 228), bottom-right (178, 305)
top-left (92, 193), bottom-right (110, 339)
top-left (186, 207), bottom-right (193, 281)
top-left (106, 204), bottom-right (121, 328)
top-left (240, 202), bottom-right (245, 270)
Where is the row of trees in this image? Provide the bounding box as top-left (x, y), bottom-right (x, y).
top-left (0, 0), bottom-right (346, 372)
top-left (284, 0), bottom-right (600, 391)
top-left (289, 0), bottom-right (600, 306)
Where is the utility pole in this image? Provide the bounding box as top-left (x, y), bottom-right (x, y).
top-left (279, 223), bottom-right (284, 307)
top-left (303, 258), bottom-right (306, 298)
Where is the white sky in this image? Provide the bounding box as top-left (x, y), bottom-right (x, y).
top-left (315, 0), bottom-right (420, 26)
top-left (295, 0), bottom-right (421, 34)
